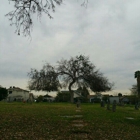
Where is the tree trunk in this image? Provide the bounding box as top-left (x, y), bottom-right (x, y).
top-left (70, 91), bottom-right (74, 103)
top-left (68, 80), bottom-right (75, 103)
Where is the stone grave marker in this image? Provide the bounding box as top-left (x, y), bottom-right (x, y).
top-left (112, 100), bottom-right (116, 112)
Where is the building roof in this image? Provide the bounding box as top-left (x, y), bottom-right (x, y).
top-left (44, 94), bottom-right (52, 98)
top-left (8, 86), bottom-right (29, 92)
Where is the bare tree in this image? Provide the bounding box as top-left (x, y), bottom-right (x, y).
top-left (28, 55), bottom-right (114, 102)
top-left (6, 0), bottom-right (88, 37)
top-left (28, 64), bottom-right (61, 91)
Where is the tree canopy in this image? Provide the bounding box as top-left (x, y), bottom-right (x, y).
top-left (6, 0), bottom-right (88, 37)
top-left (28, 55), bottom-right (114, 102)
top-left (77, 86), bottom-right (89, 98)
top-left (0, 86), bottom-right (8, 101)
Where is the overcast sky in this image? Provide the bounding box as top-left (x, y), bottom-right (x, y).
top-left (0, 0), bottom-right (140, 95)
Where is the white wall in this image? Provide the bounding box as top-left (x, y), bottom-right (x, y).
top-left (109, 97), bottom-right (119, 104)
top-left (7, 89), bottom-right (29, 102)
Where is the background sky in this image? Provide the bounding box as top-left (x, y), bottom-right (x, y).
top-left (0, 0), bottom-right (140, 96)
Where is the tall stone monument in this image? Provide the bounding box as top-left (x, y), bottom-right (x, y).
top-left (134, 71), bottom-right (140, 97)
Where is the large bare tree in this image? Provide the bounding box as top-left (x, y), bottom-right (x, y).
top-left (28, 55), bottom-right (114, 102)
top-left (6, 0), bottom-right (88, 37)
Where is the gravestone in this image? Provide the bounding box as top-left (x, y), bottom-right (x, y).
top-left (135, 103), bottom-right (139, 110)
top-left (101, 100), bottom-right (105, 107)
top-left (107, 100), bottom-right (110, 110)
top-left (112, 100), bottom-right (116, 112)
top-left (76, 99), bottom-right (81, 108)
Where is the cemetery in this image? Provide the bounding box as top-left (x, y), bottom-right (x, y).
top-left (0, 59), bottom-right (140, 140)
top-left (0, 102), bottom-right (140, 140)
top-left (1, 0), bottom-right (140, 139)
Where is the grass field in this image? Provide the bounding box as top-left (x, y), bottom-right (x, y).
top-left (0, 102), bottom-right (140, 140)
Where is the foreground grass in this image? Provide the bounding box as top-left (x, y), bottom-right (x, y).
top-left (0, 102), bottom-right (140, 140)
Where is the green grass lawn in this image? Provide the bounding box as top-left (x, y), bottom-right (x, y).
top-left (0, 102), bottom-right (140, 140)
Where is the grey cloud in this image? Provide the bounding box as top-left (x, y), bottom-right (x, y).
top-left (0, 0), bottom-right (140, 94)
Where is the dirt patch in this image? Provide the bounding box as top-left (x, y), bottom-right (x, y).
top-left (61, 115), bottom-right (74, 118)
top-left (72, 124), bottom-right (85, 127)
top-left (76, 109), bottom-right (81, 112)
top-left (74, 115), bottom-right (83, 118)
top-left (72, 120), bottom-right (84, 123)
top-left (71, 120), bottom-right (88, 127)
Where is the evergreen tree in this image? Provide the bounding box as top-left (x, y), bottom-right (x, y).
top-left (0, 86), bottom-right (8, 101)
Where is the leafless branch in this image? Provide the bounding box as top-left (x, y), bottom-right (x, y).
top-left (6, 0), bottom-right (63, 36)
